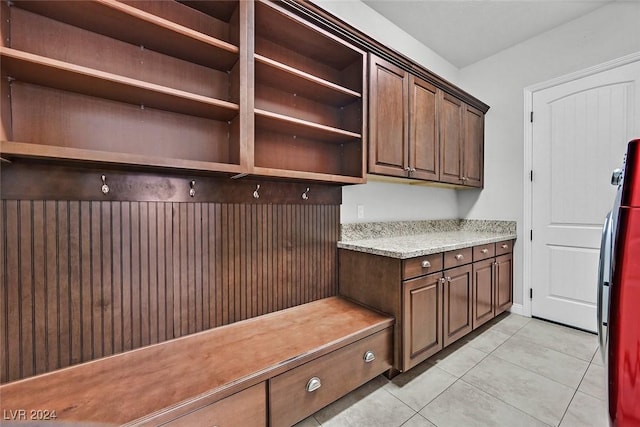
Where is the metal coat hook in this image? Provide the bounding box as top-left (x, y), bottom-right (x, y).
top-left (101, 175), bottom-right (110, 195)
top-left (189, 180), bottom-right (196, 197)
top-left (302, 187), bottom-right (310, 200)
top-left (253, 184), bottom-right (260, 199)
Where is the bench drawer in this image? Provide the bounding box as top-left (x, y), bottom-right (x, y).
top-left (444, 247), bottom-right (473, 269)
top-left (163, 383), bottom-right (267, 427)
top-left (473, 243), bottom-right (495, 261)
top-left (269, 327), bottom-right (393, 427)
top-left (403, 253), bottom-right (443, 279)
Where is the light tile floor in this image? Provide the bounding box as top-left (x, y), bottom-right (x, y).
top-left (297, 312), bottom-right (607, 427)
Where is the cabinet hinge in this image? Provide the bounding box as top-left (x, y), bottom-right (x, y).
top-left (529, 288), bottom-right (533, 299)
top-left (530, 111), bottom-right (534, 123)
top-left (530, 229), bottom-right (533, 241)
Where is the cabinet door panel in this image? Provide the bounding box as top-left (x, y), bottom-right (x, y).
top-left (402, 273), bottom-right (443, 370)
top-left (439, 93), bottom-right (463, 185)
top-left (443, 264), bottom-right (472, 347)
top-left (464, 104), bottom-right (484, 187)
top-left (409, 76), bottom-right (439, 181)
top-left (495, 253), bottom-right (513, 315)
top-left (369, 54), bottom-right (408, 177)
top-left (473, 258), bottom-right (495, 329)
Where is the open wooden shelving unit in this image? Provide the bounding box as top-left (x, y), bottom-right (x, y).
top-left (1, 0), bottom-right (246, 174)
top-left (253, 0), bottom-right (366, 183)
top-left (0, 0), bottom-right (367, 184)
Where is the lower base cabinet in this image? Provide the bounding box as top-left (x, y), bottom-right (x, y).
top-left (269, 328), bottom-right (393, 427)
top-left (339, 239), bottom-right (514, 374)
top-left (495, 252), bottom-right (513, 315)
top-left (164, 383), bottom-right (267, 427)
top-left (403, 272), bottom-right (443, 369)
top-left (473, 258), bottom-right (496, 329)
top-left (443, 264), bottom-right (473, 347)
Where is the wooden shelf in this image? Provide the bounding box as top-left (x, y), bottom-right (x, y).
top-left (13, 0), bottom-right (239, 71)
top-left (255, 54), bottom-right (361, 107)
top-left (255, 0), bottom-right (360, 71)
top-left (255, 109), bottom-right (361, 143)
top-left (0, 141), bottom-right (243, 174)
top-left (1, 48), bottom-right (239, 121)
top-left (252, 166), bottom-right (365, 184)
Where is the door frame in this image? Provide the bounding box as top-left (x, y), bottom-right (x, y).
top-left (522, 51), bottom-right (640, 318)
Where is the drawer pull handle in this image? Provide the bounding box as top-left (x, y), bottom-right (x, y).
top-left (306, 377), bottom-right (322, 393)
top-left (481, 248), bottom-right (488, 254)
top-left (421, 260), bottom-right (431, 268)
top-left (363, 351), bottom-right (376, 363)
top-left (501, 244), bottom-right (509, 249)
top-left (455, 254), bottom-right (464, 260)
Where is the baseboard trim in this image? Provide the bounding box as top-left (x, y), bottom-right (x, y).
top-left (508, 303), bottom-right (526, 316)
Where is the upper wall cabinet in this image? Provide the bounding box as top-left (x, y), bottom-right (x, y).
top-left (253, 0), bottom-right (366, 184)
top-left (0, 0), bottom-right (245, 173)
top-left (368, 54), bottom-right (486, 188)
top-left (368, 55), bottom-right (438, 182)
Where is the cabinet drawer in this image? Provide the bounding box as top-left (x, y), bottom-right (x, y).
top-left (473, 243), bottom-right (495, 261)
top-left (164, 383), bottom-right (266, 427)
top-left (403, 253), bottom-right (443, 279)
top-left (496, 240), bottom-right (514, 256)
top-left (269, 328), bottom-right (393, 427)
top-left (443, 247), bottom-right (473, 269)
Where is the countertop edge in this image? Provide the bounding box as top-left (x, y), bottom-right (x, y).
top-left (337, 233), bottom-right (517, 259)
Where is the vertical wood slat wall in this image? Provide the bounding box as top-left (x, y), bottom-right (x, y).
top-left (0, 200), bottom-right (339, 383)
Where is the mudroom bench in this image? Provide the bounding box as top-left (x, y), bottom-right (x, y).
top-left (0, 297), bottom-right (393, 427)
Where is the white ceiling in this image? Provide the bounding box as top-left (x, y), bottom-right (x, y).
top-left (362, 0), bottom-right (615, 68)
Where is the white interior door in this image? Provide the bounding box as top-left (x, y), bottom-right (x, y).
top-left (531, 60), bottom-right (640, 332)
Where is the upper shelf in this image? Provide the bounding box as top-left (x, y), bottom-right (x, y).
top-left (255, 54), bottom-right (361, 107)
top-left (12, 0), bottom-right (239, 71)
top-left (1, 47), bottom-right (239, 121)
top-left (255, 109), bottom-right (361, 143)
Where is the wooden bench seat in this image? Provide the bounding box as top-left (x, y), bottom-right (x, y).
top-left (0, 296), bottom-right (394, 426)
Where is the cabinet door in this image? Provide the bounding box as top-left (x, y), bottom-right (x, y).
top-left (473, 258), bottom-right (495, 329)
top-left (495, 253), bottom-right (513, 315)
top-left (443, 264), bottom-right (473, 347)
top-left (463, 104), bottom-right (484, 187)
top-left (369, 54), bottom-right (409, 177)
top-left (439, 92), bottom-right (464, 185)
top-left (402, 273), bottom-right (443, 371)
top-left (409, 75), bottom-right (439, 181)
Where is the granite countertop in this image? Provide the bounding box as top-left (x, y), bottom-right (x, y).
top-left (338, 219), bottom-right (517, 259)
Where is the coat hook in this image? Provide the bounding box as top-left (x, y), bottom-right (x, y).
top-left (189, 180), bottom-right (196, 197)
top-left (253, 184), bottom-right (260, 199)
top-left (302, 187), bottom-right (310, 200)
top-left (101, 175), bottom-right (110, 195)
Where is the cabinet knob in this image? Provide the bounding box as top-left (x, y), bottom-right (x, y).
top-left (461, 176), bottom-right (468, 182)
top-left (421, 260), bottom-right (431, 268)
top-left (306, 377), bottom-right (322, 393)
top-left (501, 244), bottom-right (509, 249)
top-left (446, 276), bottom-right (452, 282)
top-left (363, 351), bottom-right (376, 363)
top-left (404, 167), bottom-right (411, 172)
top-left (455, 254), bottom-right (464, 261)
top-left (481, 248), bottom-right (488, 254)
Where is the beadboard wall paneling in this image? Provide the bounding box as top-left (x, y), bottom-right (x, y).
top-left (0, 200), bottom-right (339, 383)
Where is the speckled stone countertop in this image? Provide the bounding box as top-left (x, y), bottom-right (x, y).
top-left (338, 220), bottom-right (517, 259)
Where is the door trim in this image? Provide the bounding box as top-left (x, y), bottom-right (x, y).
top-left (522, 51), bottom-right (640, 318)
